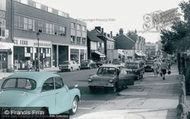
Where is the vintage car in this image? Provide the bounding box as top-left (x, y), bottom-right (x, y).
top-left (59, 60), bottom-right (80, 72)
top-left (88, 64), bottom-right (133, 93)
top-left (144, 60), bottom-right (154, 72)
top-left (125, 61), bottom-right (144, 80)
top-left (0, 72), bottom-right (80, 115)
top-left (80, 60), bottom-right (97, 69)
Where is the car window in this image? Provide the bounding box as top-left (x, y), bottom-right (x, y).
top-left (97, 67), bottom-right (117, 75)
top-left (2, 78), bottom-right (36, 90)
top-left (42, 77), bottom-right (54, 92)
top-left (55, 77), bottom-right (64, 89)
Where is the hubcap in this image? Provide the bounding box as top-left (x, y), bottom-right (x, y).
top-left (72, 99), bottom-right (78, 113)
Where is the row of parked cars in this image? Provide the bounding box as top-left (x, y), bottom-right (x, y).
top-left (88, 60), bottom-right (145, 93)
top-left (59, 60), bottom-right (101, 72)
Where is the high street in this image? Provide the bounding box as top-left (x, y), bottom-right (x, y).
top-left (55, 66), bottom-right (180, 119)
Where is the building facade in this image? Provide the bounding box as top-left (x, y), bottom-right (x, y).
top-left (4, 0), bottom-right (87, 70)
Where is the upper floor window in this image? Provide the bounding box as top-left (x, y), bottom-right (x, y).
top-left (45, 23), bottom-right (54, 34)
top-left (58, 26), bottom-right (66, 36)
top-left (82, 26), bottom-right (86, 31)
top-left (71, 36), bottom-right (75, 44)
top-left (23, 17), bottom-right (35, 31)
top-left (28, 0), bottom-right (36, 7)
top-left (14, 16), bottom-right (24, 29)
top-left (77, 37), bottom-right (81, 44)
top-left (52, 8), bottom-right (58, 15)
top-left (41, 4), bottom-right (48, 11)
top-left (82, 38), bottom-right (86, 45)
top-left (71, 23), bottom-right (75, 29)
top-left (77, 24), bottom-right (81, 30)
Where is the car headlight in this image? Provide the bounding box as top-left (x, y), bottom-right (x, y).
top-left (88, 78), bottom-right (92, 82)
top-left (109, 79), bottom-right (113, 83)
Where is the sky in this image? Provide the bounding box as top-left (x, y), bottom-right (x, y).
top-left (34, 0), bottom-right (183, 43)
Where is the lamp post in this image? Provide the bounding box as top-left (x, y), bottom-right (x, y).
top-left (36, 29), bottom-right (42, 72)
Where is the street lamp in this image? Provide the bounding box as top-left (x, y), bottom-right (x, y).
top-left (36, 29), bottom-right (42, 72)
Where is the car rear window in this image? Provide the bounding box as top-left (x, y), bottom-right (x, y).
top-left (125, 63), bottom-right (139, 69)
top-left (97, 67), bottom-right (117, 75)
top-left (2, 78), bottom-right (36, 90)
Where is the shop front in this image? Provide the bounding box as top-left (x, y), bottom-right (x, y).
top-left (69, 45), bottom-right (87, 63)
top-left (14, 37), bottom-right (52, 70)
top-left (0, 42), bottom-right (14, 72)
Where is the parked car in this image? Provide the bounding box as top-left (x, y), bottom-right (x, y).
top-left (0, 72), bottom-right (80, 115)
top-left (112, 59), bottom-right (125, 68)
top-left (80, 60), bottom-right (97, 69)
top-left (88, 64), bottom-right (132, 93)
top-left (59, 61), bottom-right (80, 72)
top-left (125, 61), bottom-right (144, 80)
top-left (144, 60), bottom-right (154, 72)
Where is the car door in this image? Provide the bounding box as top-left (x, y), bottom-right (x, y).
top-left (41, 77), bottom-right (56, 114)
top-left (54, 77), bottom-right (71, 113)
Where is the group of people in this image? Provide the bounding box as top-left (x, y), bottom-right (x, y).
top-left (153, 59), bottom-right (171, 80)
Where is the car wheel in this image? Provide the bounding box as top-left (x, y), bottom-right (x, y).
top-left (69, 96), bottom-right (79, 115)
top-left (112, 84), bottom-right (118, 93)
top-left (70, 67), bottom-right (73, 72)
top-left (40, 107), bottom-right (49, 116)
top-left (89, 86), bottom-right (95, 93)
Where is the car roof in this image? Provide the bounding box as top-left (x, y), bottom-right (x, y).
top-left (7, 72), bottom-right (60, 87)
top-left (100, 64), bottom-right (120, 68)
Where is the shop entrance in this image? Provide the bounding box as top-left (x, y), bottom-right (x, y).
top-left (0, 52), bottom-right (8, 71)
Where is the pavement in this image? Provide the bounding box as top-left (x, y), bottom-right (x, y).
top-left (74, 65), bottom-right (180, 119)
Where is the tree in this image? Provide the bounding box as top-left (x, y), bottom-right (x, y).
top-left (161, 1), bottom-right (190, 54)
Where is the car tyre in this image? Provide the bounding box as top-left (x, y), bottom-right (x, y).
top-left (69, 96), bottom-right (79, 115)
top-left (40, 107), bottom-right (49, 116)
top-left (70, 67), bottom-right (73, 72)
top-left (89, 86), bottom-right (95, 93)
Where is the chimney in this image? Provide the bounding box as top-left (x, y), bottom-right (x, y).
top-left (110, 31), bottom-right (113, 38)
top-left (95, 26), bottom-right (101, 32)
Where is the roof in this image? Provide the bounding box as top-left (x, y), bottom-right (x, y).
top-left (7, 72), bottom-right (60, 87)
top-left (87, 30), bottom-right (104, 42)
top-left (114, 34), bottom-right (135, 50)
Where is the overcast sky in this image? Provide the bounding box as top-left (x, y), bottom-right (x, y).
top-left (34, 0), bottom-right (183, 43)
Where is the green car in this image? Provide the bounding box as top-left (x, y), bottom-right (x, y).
top-left (0, 72), bottom-right (80, 115)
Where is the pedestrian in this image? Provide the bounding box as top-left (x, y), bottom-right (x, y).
top-left (153, 61), bottom-right (159, 76)
top-left (160, 59), bottom-right (168, 80)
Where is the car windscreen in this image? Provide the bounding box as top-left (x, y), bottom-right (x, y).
top-left (97, 67), bottom-right (117, 75)
top-left (2, 78), bottom-right (36, 90)
top-left (125, 63), bottom-right (138, 69)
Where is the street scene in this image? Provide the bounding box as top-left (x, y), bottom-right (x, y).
top-left (0, 0), bottom-right (190, 119)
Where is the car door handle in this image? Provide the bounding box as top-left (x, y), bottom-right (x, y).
top-left (56, 92), bottom-right (59, 94)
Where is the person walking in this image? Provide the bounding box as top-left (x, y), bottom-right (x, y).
top-left (153, 61), bottom-right (159, 76)
top-left (160, 59), bottom-right (168, 80)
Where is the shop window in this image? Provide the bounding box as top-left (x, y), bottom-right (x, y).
top-left (26, 47), bottom-right (30, 53)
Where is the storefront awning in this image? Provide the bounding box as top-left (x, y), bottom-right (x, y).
top-left (94, 51), bottom-right (106, 58)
